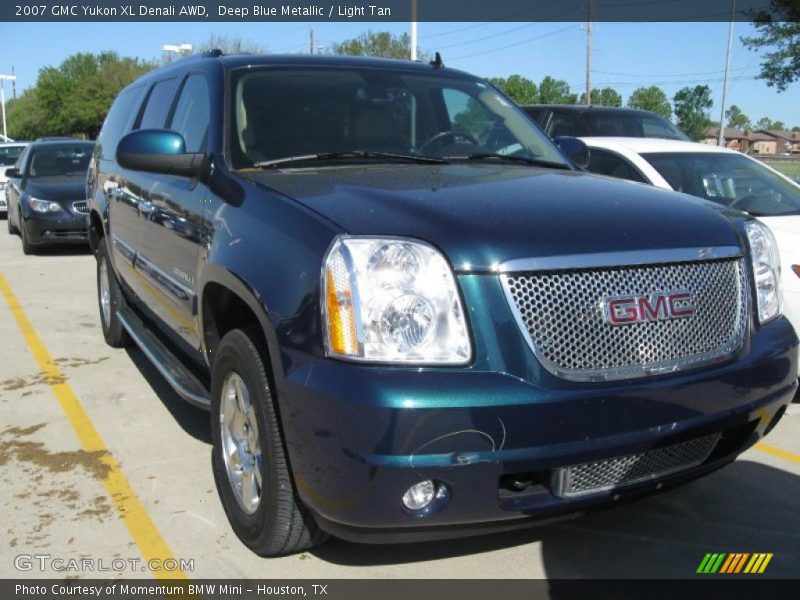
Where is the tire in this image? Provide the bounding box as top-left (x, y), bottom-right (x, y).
top-left (6, 212), bottom-right (17, 235)
top-left (211, 328), bottom-right (326, 556)
top-left (96, 239), bottom-right (130, 348)
top-left (20, 223), bottom-right (35, 255)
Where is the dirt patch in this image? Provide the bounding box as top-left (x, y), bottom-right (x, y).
top-left (2, 372), bottom-right (66, 391)
top-left (0, 423), bottom-right (110, 479)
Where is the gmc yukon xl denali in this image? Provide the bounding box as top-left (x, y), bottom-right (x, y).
top-left (87, 52), bottom-right (797, 556)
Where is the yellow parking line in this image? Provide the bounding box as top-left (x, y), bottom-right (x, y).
top-left (0, 272), bottom-right (188, 581)
top-left (756, 442), bottom-right (800, 465)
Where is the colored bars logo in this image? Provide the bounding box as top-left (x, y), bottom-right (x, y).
top-left (696, 553), bottom-right (773, 574)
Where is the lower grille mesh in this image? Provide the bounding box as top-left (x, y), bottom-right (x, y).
top-left (552, 434), bottom-right (720, 497)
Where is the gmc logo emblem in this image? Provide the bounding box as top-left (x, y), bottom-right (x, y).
top-left (604, 291), bottom-right (695, 325)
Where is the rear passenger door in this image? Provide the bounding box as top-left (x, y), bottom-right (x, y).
top-left (134, 72), bottom-right (211, 354)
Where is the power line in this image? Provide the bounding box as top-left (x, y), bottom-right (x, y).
top-left (575, 75), bottom-right (759, 88)
top-left (593, 66), bottom-right (758, 77)
top-left (448, 24), bottom-right (580, 61)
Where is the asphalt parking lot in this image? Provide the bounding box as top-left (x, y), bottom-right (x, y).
top-left (0, 229), bottom-right (799, 580)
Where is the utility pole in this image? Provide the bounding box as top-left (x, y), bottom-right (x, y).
top-left (0, 74), bottom-right (16, 142)
top-left (718, 0), bottom-right (736, 147)
top-left (309, 27), bottom-right (315, 54)
top-left (410, 0), bottom-right (418, 60)
top-left (11, 66), bottom-right (16, 100)
top-left (585, 0), bottom-right (593, 105)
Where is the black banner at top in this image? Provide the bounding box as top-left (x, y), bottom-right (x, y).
top-left (0, 0), bottom-right (788, 23)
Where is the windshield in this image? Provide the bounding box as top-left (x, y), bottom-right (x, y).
top-left (229, 67), bottom-right (568, 169)
top-left (642, 152), bottom-right (800, 216)
top-left (26, 144), bottom-right (93, 178)
top-left (585, 112), bottom-right (689, 141)
top-left (0, 145), bottom-right (25, 166)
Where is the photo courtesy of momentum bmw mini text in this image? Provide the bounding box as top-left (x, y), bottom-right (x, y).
top-left (0, 1), bottom-right (799, 599)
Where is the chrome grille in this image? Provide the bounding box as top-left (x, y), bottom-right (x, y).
top-left (551, 434), bottom-right (720, 497)
top-left (502, 259), bottom-right (748, 381)
top-left (72, 201), bottom-right (88, 214)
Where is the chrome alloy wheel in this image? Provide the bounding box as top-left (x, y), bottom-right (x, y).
top-left (99, 258), bottom-right (112, 329)
top-left (219, 372), bottom-right (263, 514)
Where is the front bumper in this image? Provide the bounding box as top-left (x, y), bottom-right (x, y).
top-left (276, 308), bottom-right (797, 543)
top-left (22, 210), bottom-right (88, 246)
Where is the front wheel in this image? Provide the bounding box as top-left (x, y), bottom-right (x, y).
top-left (6, 212), bottom-right (17, 235)
top-left (211, 328), bottom-right (326, 556)
top-left (20, 224), bottom-right (35, 255)
top-left (96, 240), bottom-right (129, 347)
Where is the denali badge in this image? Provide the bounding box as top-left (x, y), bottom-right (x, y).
top-left (603, 291), bottom-right (695, 325)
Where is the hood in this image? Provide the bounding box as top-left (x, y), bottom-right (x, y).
top-left (242, 164), bottom-right (743, 271)
top-left (23, 176), bottom-right (86, 204)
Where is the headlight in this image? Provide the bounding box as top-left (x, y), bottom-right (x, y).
top-left (0, 182), bottom-right (7, 191)
top-left (27, 197), bottom-right (63, 214)
top-left (745, 220), bottom-right (781, 324)
top-left (322, 236), bottom-right (471, 364)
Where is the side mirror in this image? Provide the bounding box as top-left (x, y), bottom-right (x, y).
top-left (554, 136), bottom-right (590, 169)
top-left (4, 167), bottom-right (20, 179)
top-left (116, 129), bottom-right (206, 178)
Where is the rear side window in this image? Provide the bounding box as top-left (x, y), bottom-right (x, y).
top-left (168, 74), bottom-right (210, 153)
top-left (137, 78), bottom-right (178, 129)
top-left (97, 86), bottom-right (143, 160)
top-left (549, 111), bottom-right (583, 137)
top-left (586, 148), bottom-right (646, 183)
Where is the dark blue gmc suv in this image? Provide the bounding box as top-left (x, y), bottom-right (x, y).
top-left (87, 52), bottom-right (797, 556)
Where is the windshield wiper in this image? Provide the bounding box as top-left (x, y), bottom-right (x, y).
top-left (445, 153), bottom-right (572, 170)
top-left (253, 151), bottom-right (448, 169)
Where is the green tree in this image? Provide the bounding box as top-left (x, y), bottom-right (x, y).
top-left (5, 90), bottom-right (49, 140)
top-left (329, 30), bottom-right (425, 60)
top-left (579, 87), bottom-right (622, 107)
top-left (673, 85), bottom-right (713, 140)
top-left (755, 116), bottom-right (774, 130)
top-left (771, 120), bottom-right (786, 131)
top-left (486, 75), bottom-right (538, 104)
top-left (627, 86), bottom-right (672, 118)
top-left (792, 126), bottom-right (800, 132)
top-left (724, 104), bottom-right (751, 129)
top-left (6, 52), bottom-right (153, 140)
top-left (538, 76), bottom-right (577, 104)
top-left (742, 0), bottom-right (800, 91)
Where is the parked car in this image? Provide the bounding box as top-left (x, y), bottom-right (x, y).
top-left (0, 141), bottom-right (29, 217)
top-left (88, 52), bottom-right (796, 557)
top-left (522, 104), bottom-right (690, 141)
top-left (6, 139), bottom-right (93, 254)
top-left (581, 136), bottom-right (800, 370)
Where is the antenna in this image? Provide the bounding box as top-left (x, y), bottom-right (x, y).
top-left (430, 52), bottom-right (444, 69)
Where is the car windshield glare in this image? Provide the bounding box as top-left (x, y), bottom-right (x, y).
top-left (229, 67), bottom-right (568, 169)
top-left (642, 151), bottom-right (800, 216)
top-left (27, 145), bottom-right (93, 177)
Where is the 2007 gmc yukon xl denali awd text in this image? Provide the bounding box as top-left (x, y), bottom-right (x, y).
top-left (86, 52), bottom-right (797, 557)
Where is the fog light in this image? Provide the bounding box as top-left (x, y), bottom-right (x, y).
top-left (402, 480), bottom-right (436, 510)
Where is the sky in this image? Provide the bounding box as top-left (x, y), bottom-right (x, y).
top-left (0, 20), bottom-right (797, 127)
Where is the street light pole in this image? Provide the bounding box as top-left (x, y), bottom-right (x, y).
top-left (0, 74), bottom-right (17, 142)
top-left (585, 0), bottom-right (593, 106)
top-left (410, 0), bottom-right (418, 60)
top-left (718, 0), bottom-right (736, 147)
